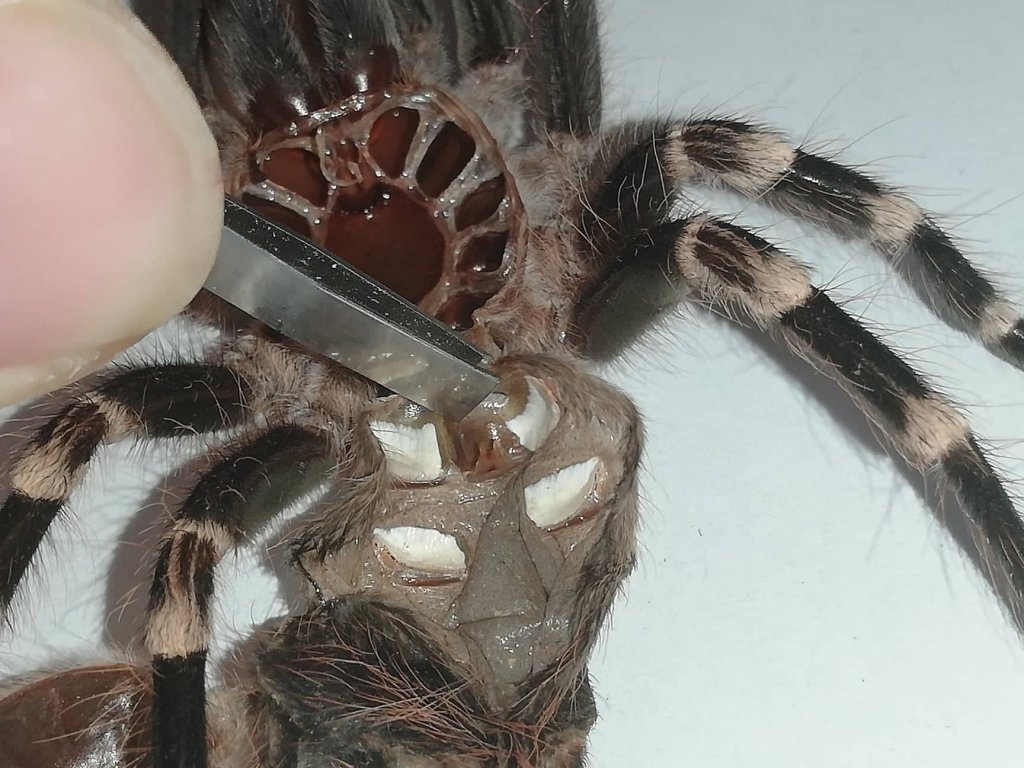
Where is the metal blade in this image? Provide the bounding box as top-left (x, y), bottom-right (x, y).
top-left (204, 199), bottom-right (498, 420)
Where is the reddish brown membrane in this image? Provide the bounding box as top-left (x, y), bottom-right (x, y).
top-left (232, 57), bottom-right (525, 333)
top-left (0, 665), bottom-right (151, 767)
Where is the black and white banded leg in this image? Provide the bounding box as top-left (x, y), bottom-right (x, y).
top-left (588, 212), bottom-right (1024, 617)
top-left (0, 364), bottom-right (250, 619)
top-left (602, 118), bottom-right (1024, 367)
top-left (145, 424), bottom-right (333, 768)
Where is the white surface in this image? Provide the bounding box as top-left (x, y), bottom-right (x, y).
top-left (2, 2), bottom-right (1024, 767)
top-left (590, 2), bottom-right (1024, 766)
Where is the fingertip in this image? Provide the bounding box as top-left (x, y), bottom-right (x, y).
top-left (0, 0), bottom-right (222, 376)
top-left (0, 337), bottom-right (137, 408)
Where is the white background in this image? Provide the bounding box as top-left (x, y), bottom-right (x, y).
top-left (3, 2), bottom-right (1024, 767)
top-left (590, 1), bottom-right (1024, 766)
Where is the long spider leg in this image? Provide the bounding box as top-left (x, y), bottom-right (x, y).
top-left (451, 0), bottom-right (524, 68)
top-left (288, 422), bottom-right (385, 558)
top-left (518, 0), bottom-right (603, 135)
top-left (132, 0), bottom-right (203, 87)
top-left (635, 213), bottom-right (1024, 618)
top-left (0, 364), bottom-right (249, 620)
top-left (145, 424), bottom-right (333, 768)
top-left (430, 0), bottom-right (601, 150)
top-left (646, 117), bottom-right (1024, 367)
top-left (199, 0), bottom-right (400, 128)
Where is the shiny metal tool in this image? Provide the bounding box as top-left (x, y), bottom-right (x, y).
top-left (204, 198), bottom-right (499, 420)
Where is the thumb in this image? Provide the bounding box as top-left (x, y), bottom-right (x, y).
top-left (0, 0), bottom-right (222, 406)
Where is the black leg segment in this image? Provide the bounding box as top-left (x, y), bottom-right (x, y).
top-left (0, 364), bottom-right (249, 620)
top-left (145, 424), bottom-right (332, 768)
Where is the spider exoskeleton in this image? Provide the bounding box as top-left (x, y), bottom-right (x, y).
top-left (2, 2), bottom-right (1024, 767)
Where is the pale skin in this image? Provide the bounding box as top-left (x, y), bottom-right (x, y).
top-left (0, 0), bottom-right (223, 406)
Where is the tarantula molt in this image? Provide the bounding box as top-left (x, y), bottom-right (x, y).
top-left (2, 1), bottom-right (1024, 766)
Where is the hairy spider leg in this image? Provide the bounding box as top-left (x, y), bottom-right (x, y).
top-left (379, 0), bottom-right (602, 137)
top-left (518, 0), bottom-right (603, 136)
top-left (449, 0), bottom-right (523, 68)
top-left (256, 598), bottom-right (496, 767)
top-left (620, 118), bottom-right (1024, 367)
top-left (145, 424), bottom-right (334, 768)
top-left (575, 135), bottom-right (1024, 620)
top-left (0, 364), bottom-right (250, 619)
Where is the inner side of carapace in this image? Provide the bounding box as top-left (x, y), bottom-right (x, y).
top-left (234, 57), bottom-right (521, 333)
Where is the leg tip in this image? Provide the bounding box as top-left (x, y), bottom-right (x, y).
top-left (991, 319), bottom-right (1024, 370)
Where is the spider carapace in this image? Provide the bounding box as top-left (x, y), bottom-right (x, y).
top-left (2, 2), bottom-right (1024, 768)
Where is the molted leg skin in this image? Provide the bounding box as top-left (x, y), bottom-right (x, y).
top-left (519, 0), bottom-right (603, 135)
top-left (451, 0), bottom-right (524, 68)
top-left (576, 184), bottom-right (1024, 624)
top-left (580, 117), bottom-right (1024, 368)
top-left (677, 118), bottom-right (1024, 365)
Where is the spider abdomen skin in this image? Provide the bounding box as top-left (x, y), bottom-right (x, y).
top-left (300, 356), bottom-right (641, 705)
